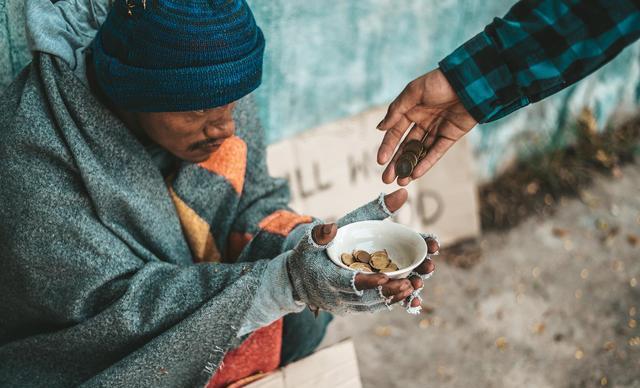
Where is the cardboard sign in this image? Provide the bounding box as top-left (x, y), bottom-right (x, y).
top-left (246, 340), bottom-right (362, 388)
top-left (266, 107), bottom-right (480, 245)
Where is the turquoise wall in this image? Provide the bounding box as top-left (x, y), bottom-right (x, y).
top-left (247, 0), bottom-right (507, 144)
top-left (2, 0), bottom-right (639, 179)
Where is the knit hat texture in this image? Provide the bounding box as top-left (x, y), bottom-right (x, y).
top-left (91, 0), bottom-right (265, 112)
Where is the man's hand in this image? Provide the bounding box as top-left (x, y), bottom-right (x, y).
top-left (312, 222), bottom-right (412, 306)
top-left (312, 189), bottom-right (435, 307)
top-left (288, 189), bottom-right (433, 315)
top-left (376, 68), bottom-right (477, 186)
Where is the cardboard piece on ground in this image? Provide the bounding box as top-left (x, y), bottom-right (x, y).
top-left (267, 106), bottom-right (480, 245)
top-left (245, 340), bottom-right (361, 388)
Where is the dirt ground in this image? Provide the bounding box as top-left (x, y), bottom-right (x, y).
top-left (320, 161), bottom-right (640, 388)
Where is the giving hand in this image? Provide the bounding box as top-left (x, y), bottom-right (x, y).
top-left (376, 68), bottom-right (477, 186)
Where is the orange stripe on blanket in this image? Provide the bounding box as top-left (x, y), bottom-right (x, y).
top-left (198, 136), bottom-right (247, 194)
top-left (206, 319), bottom-right (283, 388)
top-left (226, 231), bottom-right (253, 262)
top-left (167, 186), bottom-right (221, 263)
top-left (258, 210), bottom-right (313, 237)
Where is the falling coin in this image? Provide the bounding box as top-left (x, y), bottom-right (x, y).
top-left (395, 155), bottom-right (416, 178)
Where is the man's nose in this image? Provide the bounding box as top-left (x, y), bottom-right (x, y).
top-left (204, 118), bottom-right (235, 139)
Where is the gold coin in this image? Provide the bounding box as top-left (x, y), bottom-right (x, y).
top-left (380, 262), bottom-right (399, 272)
top-left (370, 253), bottom-right (391, 270)
top-left (371, 250), bottom-right (388, 258)
top-left (349, 262), bottom-right (373, 272)
top-left (341, 252), bottom-right (355, 266)
top-left (353, 250), bottom-right (371, 263)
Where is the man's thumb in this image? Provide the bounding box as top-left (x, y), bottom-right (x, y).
top-left (312, 223), bottom-right (337, 245)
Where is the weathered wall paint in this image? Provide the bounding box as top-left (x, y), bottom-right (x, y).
top-left (2, 0), bottom-right (639, 180)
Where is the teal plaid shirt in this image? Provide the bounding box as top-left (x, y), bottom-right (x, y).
top-left (439, 0), bottom-right (640, 123)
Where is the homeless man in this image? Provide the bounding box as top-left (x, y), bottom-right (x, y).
top-left (0, 0), bottom-right (438, 387)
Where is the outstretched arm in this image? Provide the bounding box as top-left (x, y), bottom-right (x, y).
top-left (377, 0), bottom-right (640, 185)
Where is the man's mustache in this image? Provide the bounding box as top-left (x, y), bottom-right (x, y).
top-left (188, 137), bottom-right (225, 151)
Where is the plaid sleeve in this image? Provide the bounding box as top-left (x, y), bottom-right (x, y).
top-left (439, 0), bottom-right (640, 123)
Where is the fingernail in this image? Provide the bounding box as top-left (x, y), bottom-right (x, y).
top-left (380, 150), bottom-right (388, 162)
top-left (376, 120), bottom-right (384, 130)
top-left (322, 224), bottom-right (333, 234)
top-left (377, 275), bottom-right (389, 285)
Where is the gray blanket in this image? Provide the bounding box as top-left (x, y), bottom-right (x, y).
top-left (0, 53), bottom-right (274, 387)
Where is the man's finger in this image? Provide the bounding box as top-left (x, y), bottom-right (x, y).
top-left (414, 259), bottom-right (435, 275)
top-left (377, 100), bottom-right (404, 132)
top-left (426, 237), bottom-right (440, 254)
top-left (410, 295), bottom-right (421, 308)
top-left (376, 81), bottom-right (419, 131)
top-left (380, 278), bottom-right (412, 296)
top-left (397, 176), bottom-right (411, 187)
top-left (353, 272), bottom-right (389, 290)
top-left (408, 274), bottom-right (424, 291)
top-left (411, 120), bottom-right (465, 178)
top-left (381, 148), bottom-right (401, 184)
top-left (377, 116), bottom-right (411, 165)
top-left (311, 223), bottom-right (337, 245)
top-left (383, 188), bottom-right (408, 213)
top-left (391, 287), bottom-right (415, 304)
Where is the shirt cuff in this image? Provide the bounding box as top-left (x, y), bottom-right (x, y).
top-left (237, 252), bottom-right (305, 337)
top-left (438, 30), bottom-right (529, 123)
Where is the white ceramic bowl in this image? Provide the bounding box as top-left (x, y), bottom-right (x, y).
top-left (326, 220), bottom-right (427, 279)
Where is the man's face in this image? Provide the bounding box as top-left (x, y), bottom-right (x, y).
top-left (135, 102), bottom-right (236, 163)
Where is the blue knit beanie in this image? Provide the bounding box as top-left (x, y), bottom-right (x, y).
top-left (91, 0), bottom-right (265, 112)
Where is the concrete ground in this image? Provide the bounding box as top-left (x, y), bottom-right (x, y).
top-left (320, 161), bottom-right (640, 388)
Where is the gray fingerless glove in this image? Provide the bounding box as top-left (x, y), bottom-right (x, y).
top-left (286, 225), bottom-right (387, 314)
top-left (404, 232), bottom-right (439, 315)
top-left (286, 193), bottom-right (396, 315)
